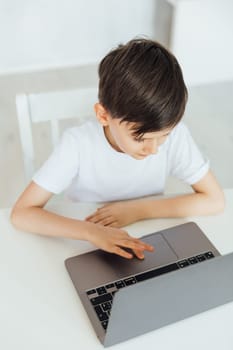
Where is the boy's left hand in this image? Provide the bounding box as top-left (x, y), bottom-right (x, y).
top-left (85, 200), bottom-right (142, 228)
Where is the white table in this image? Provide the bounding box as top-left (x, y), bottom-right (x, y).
top-left (1, 189), bottom-right (233, 350)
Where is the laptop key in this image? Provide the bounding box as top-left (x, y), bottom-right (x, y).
top-left (96, 286), bottom-right (107, 295)
top-left (178, 260), bottom-right (189, 268)
top-left (205, 251), bottom-right (215, 259)
top-left (86, 289), bottom-right (96, 296)
top-left (188, 257), bottom-right (198, 264)
top-left (94, 305), bottom-right (109, 322)
top-left (115, 280), bottom-right (126, 289)
top-left (101, 301), bottom-right (112, 312)
top-left (196, 254), bottom-right (206, 262)
top-left (90, 293), bottom-right (113, 306)
top-left (105, 284), bottom-right (117, 293)
top-left (101, 320), bottom-right (108, 330)
top-left (124, 277), bottom-right (137, 285)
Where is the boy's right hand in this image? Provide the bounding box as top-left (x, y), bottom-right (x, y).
top-left (86, 224), bottom-right (154, 259)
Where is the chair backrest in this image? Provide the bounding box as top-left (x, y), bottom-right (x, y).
top-left (16, 87), bottom-right (98, 183)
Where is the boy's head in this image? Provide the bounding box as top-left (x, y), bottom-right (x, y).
top-left (95, 38), bottom-right (188, 159)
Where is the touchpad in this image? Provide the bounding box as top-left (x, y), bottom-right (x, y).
top-left (93, 233), bottom-right (179, 279)
top-left (136, 233), bottom-right (179, 273)
top-left (66, 233), bottom-right (179, 291)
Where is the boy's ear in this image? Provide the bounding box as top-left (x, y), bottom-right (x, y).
top-left (94, 103), bottom-right (111, 126)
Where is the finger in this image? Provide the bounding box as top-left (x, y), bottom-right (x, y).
top-left (116, 239), bottom-right (149, 252)
top-left (133, 239), bottom-right (154, 252)
top-left (122, 238), bottom-right (155, 254)
top-left (96, 207), bottom-right (111, 215)
top-left (89, 210), bottom-right (111, 221)
top-left (108, 221), bottom-right (121, 228)
top-left (85, 216), bottom-right (100, 224)
top-left (85, 217), bottom-right (94, 222)
top-left (85, 212), bottom-right (97, 220)
top-left (86, 209), bottom-right (107, 220)
top-left (133, 249), bottom-right (145, 260)
top-left (86, 213), bottom-right (108, 224)
top-left (140, 242), bottom-right (155, 252)
top-left (113, 246), bottom-right (133, 259)
top-left (97, 217), bottom-right (116, 226)
top-left (104, 221), bottom-right (118, 227)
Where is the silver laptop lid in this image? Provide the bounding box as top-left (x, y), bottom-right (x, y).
top-left (104, 252), bottom-right (233, 347)
top-left (65, 222), bottom-right (221, 345)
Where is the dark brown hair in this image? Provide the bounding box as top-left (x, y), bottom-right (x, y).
top-left (98, 38), bottom-right (188, 137)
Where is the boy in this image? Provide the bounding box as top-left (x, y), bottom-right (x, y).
top-left (11, 38), bottom-right (225, 260)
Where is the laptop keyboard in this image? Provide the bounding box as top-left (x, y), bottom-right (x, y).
top-left (86, 251), bottom-right (215, 331)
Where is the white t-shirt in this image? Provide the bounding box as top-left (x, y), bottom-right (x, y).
top-left (33, 119), bottom-right (209, 202)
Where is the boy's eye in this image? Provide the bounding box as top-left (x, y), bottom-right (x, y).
top-left (134, 137), bottom-right (144, 143)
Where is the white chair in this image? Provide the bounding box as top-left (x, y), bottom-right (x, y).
top-left (16, 87), bottom-right (98, 183)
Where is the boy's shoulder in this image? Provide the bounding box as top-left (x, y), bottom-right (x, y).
top-left (62, 118), bottom-right (100, 143)
top-left (170, 121), bottom-right (188, 136)
top-left (168, 121), bottom-right (190, 143)
top-left (162, 121), bottom-right (191, 154)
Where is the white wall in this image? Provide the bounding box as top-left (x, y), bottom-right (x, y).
top-left (170, 0), bottom-right (233, 85)
top-left (0, 0), bottom-right (157, 74)
top-left (1, 0), bottom-right (233, 82)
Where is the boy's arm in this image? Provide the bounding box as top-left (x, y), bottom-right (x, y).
top-left (86, 170), bottom-right (225, 227)
top-left (141, 170), bottom-right (225, 219)
top-left (10, 182), bottom-right (154, 259)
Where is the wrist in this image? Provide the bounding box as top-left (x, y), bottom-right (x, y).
top-left (80, 220), bottom-right (96, 242)
top-left (68, 218), bottom-right (96, 242)
top-left (130, 199), bottom-right (150, 221)
top-left (134, 199), bottom-right (156, 220)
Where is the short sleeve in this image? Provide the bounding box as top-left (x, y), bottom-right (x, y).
top-left (167, 122), bottom-right (209, 185)
top-left (32, 129), bottom-right (80, 193)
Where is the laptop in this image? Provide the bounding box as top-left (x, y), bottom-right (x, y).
top-left (65, 222), bottom-right (233, 347)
